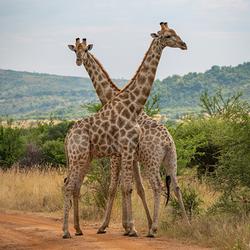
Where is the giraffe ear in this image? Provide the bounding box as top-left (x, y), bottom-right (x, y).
top-left (68, 45), bottom-right (76, 52)
top-left (87, 44), bottom-right (93, 51)
top-left (151, 33), bottom-right (159, 38)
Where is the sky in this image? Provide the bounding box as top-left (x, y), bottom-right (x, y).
top-left (0, 0), bottom-right (250, 80)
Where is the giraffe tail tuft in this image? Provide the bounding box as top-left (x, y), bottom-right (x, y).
top-left (165, 175), bottom-right (171, 206)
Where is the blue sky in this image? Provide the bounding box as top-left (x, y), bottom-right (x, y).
top-left (0, 0), bottom-right (250, 79)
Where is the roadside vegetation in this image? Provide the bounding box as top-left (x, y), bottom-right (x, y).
top-left (0, 90), bottom-right (249, 249)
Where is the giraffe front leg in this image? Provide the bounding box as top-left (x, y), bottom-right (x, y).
top-left (121, 152), bottom-right (138, 237)
top-left (121, 187), bottom-right (130, 235)
top-left (97, 156), bottom-right (121, 234)
top-left (73, 187), bottom-right (83, 236)
top-left (63, 160), bottom-right (90, 238)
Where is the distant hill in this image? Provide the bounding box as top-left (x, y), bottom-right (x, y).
top-left (153, 62), bottom-right (250, 118)
top-left (0, 62), bottom-right (250, 119)
top-left (0, 69), bottom-right (126, 119)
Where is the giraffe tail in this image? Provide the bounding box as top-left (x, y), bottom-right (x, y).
top-left (165, 175), bottom-right (171, 206)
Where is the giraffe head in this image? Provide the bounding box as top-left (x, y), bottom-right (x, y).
top-left (68, 38), bottom-right (93, 66)
top-left (151, 22), bottom-right (187, 50)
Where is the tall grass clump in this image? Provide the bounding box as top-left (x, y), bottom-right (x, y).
top-left (0, 166), bottom-right (64, 212)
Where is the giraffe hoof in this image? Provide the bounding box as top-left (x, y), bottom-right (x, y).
top-left (62, 232), bottom-right (71, 239)
top-left (146, 233), bottom-right (155, 238)
top-left (123, 231), bottom-right (130, 236)
top-left (129, 231), bottom-right (138, 237)
top-left (75, 230), bottom-right (83, 236)
top-left (97, 228), bottom-right (107, 234)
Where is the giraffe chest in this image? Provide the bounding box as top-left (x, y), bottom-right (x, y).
top-left (88, 116), bottom-right (140, 157)
top-left (88, 122), bottom-right (119, 157)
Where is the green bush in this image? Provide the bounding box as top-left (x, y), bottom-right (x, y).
top-left (170, 90), bottom-right (250, 195)
top-left (209, 189), bottom-right (250, 217)
top-left (170, 118), bottom-right (221, 174)
top-left (84, 158), bottom-right (111, 212)
top-left (0, 120), bottom-right (25, 168)
top-left (42, 139), bottom-right (66, 165)
top-left (170, 185), bottom-right (203, 220)
top-left (0, 120), bottom-right (74, 169)
top-left (43, 121), bottom-right (73, 141)
top-left (144, 93), bottom-right (160, 117)
top-left (212, 112), bottom-right (250, 191)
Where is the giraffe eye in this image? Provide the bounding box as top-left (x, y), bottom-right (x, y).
top-left (166, 35), bottom-right (171, 39)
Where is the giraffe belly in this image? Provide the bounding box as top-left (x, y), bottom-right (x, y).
top-left (90, 142), bottom-right (117, 158)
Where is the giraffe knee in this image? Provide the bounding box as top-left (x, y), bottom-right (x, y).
top-left (174, 186), bottom-right (181, 197)
top-left (122, 186), bottom-right (133, 196)
top-left (108, 184), bottom-right (117, 195)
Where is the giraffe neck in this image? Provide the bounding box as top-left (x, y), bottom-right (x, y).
top-left (122, 39), bottom-right (163, 113)
top-left (83, 53), bottom-right (120, 105)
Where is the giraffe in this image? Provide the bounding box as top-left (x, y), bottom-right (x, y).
top-left (69, 38), bottom-right (153, 235)
top-left (63, 22), bottom-right (187, 239)
top-left (68, 30), bottom-right (189, 237)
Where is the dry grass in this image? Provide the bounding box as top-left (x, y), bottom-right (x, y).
top-left (0, 167), bottom-right (64, 212)
top-left (160, 215), bottom-right (250, 249)
top-left (0, 167), bottom-right (249, 249)
top-left (157, 175), bottom-right (250, 249)
top-left (0, 119), bottom-right (67, 128)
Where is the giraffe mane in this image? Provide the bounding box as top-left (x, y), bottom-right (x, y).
top-left (121, 39), bottom-right (155, 92)
top-left (89, 53), bottom-right (120, 92)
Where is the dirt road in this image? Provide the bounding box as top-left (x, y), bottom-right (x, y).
top-left (0, 211), bottom-right (211, 250)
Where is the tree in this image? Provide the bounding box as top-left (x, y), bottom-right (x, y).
top-left (81, 102), bottom-right (102, 114)
top-left (144, 93), bottom-right (160, 117)
top-left (200, 89), bottom-right (243, 118)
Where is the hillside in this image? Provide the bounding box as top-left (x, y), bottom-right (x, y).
top-left (0, 69), bottom-right (126, 119)
top-left (155, 62), bottom-right (250, 118)
top-left (0, 62), bottom-right (250, 119)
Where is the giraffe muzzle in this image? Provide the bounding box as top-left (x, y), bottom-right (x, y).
top-left (76, 60), bottom-right (82, 66)
top-left (180, 42), bottom-right (187, 50)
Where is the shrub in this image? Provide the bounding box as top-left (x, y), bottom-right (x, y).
top-left (84, 158), bottom-right (111, 212)
top-left (170, 185), bottom-right (203, 220)
top-left (19, 142), bottom-right (44, 167)
top-left (42, 139), bottom-right (66, 166)
top-left (171, 118), bottom-right (220, 175)
top-left (144, 93), bottom-right (160, 117)
top-left (0, 120), bottom-right (25, 168)
top-left (208, 190), bottom-right (250, 217)
top-left (43, 121), bottom-right (73, 141)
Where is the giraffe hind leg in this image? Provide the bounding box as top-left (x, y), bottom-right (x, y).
top-left (147, 170), bottom-right (162, 238)
top-left (62, 178), bottom-right (73, 239)
top-left (133, 162), bottom-right (152, 232)
top-left (62, 163), bottom-right (90, 238)
top-left (171, 175), bottom-right (191, 225)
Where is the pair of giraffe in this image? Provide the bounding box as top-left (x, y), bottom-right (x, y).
top-left (63, 22), bottom-right (189, 239)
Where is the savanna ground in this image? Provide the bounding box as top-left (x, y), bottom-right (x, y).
top-left (0, 168), bottom-right (212, 250)
top-left (0, 167), bottom-right (249, 250)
